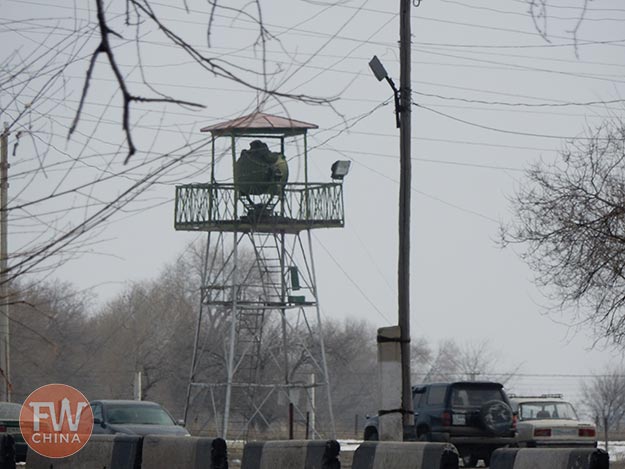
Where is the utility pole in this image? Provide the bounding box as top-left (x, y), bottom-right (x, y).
top-left (398, 0), bottom-right (413, 437)
top-left (369, 0), bottom-right (414, 440)
top-left (0, 123), bottom-right (10, 402)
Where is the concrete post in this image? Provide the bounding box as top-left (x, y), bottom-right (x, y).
top-left (377, 325), bottom-right (403, 440)
top-left (133, 371), bottom-right (142, 401)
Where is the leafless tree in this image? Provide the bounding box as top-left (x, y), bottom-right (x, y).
top-left (320, 318), bottom-right (377, 435)
top-left (89, 279), bottom-right (195, 400)
top-left (417, 339), bottom-right (520, 385)
top-left (502, 118), bottom-right (625, 346)
top-left (419, 338), bottom-right (461, 383)
top-left (581, 367), bottom-right (625, 451)
top-left (456, 340), bottom-right (520, 385)
top-left (9, 280), bottom-right (92, 402)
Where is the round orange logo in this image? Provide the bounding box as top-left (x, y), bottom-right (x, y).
top-left (19, 384), bottom-right (93, 458)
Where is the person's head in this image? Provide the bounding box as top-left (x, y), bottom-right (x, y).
top-left (250, 140), bottom-right (269, 152)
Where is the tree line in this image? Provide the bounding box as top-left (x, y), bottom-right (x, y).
top-left (5, 240), bottom-right (525, 438)
top-left (10, 239), bottom-right (623, 440)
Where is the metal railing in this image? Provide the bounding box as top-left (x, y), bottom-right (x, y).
top-left (175, 182), bottom-right (345, 232)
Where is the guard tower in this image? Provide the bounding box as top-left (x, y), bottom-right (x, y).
top-left (175, 112), bottom-right (348, 439)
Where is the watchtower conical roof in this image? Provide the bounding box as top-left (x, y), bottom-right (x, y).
top-left (200, 112), bottom-right (317, 136)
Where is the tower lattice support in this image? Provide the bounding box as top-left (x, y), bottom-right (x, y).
top-left (183, 229), bottom-right (335, 440)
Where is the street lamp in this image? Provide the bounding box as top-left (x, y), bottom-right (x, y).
top-left (368, 56), bottom-right (401, 128)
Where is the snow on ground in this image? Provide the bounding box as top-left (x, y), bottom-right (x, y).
top-left (337, 439), bottom-right (361, 452)
top-left (600, 441), bottom-right (625, 461)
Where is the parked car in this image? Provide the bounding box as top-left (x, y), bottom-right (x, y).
top-left (90, 400), bottom-right (190, 436)
top-left (0, 402), bottom-right (27, 462)
top-left (509, 394), bottom-right (597, 448)
top-left (364, 381), bottom-right (517, 467)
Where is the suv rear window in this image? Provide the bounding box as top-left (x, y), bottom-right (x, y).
top-left (426, 385), bottom-right (447, 405)
top-left (451, 385), bottom-right (504, 407)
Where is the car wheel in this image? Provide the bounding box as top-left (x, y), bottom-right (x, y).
top-left (479, 400), bottom-right (513, 435)
top-left (462, 454), bottom-right (478, 468)
top-left (364, 427), bottom-right (379, 441)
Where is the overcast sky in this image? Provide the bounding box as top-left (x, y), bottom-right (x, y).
top-left (3, 0), bottom-right (625, 405)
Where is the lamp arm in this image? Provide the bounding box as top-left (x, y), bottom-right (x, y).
top-left (386, 77), bottom-right (401, 128)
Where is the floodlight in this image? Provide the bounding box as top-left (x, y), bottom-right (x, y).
top-left (331, 160), bottom-right (351, 180)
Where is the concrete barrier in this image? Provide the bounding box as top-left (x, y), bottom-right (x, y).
top-left (490, 448), bottom-right (609, 469)
top-left (352, 441), bottom-right (459, 469)
top-left (241, 440), bottom-right (340, 469)
top-left (0, 434), bottom-right (15, 469)
top-left (26, 434), bottom-right (141, 469)
top-left (141, 435), bottom-right (227, 469)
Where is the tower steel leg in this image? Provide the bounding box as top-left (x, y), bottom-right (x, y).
top-left (223, 230), bottom-right (239, 438)
top-left (183, 231), bottom-right (212, 426)
top-left (307, 229), bottom-right (336, 438)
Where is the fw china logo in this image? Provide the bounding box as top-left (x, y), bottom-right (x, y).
top-left (19, 384), bottom-right (93, 458)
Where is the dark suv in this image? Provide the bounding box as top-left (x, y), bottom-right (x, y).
top-left (364, 381), bottom-right (516, 467)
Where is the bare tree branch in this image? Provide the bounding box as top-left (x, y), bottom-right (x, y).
top-left (71, 0), bottom-right (206, 164)
top-left (503, 118), bottom-right (625, 345)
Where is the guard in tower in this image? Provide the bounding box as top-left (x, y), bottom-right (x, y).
top-left (235, 140), bottom-right (289, 200)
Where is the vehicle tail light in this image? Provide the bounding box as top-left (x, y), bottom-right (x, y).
top-left (579, 428), bottom-right (596, 437)
top-left (534, 428), bottom-right (551, 437)
top-left (441, 411), bottom-right (452, 427)
top-left (0, 425), bottom-right (6, 432)
top-left (512, 413), bottom-right (518, 431)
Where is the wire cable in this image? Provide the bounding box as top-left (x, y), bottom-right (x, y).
top-left (414, 103), bottom-right (615, 141)
top-left (312, 233), bottom-right (392, 323)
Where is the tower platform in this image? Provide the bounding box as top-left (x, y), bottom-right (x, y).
top-left (175, 182), bottom-right (345, 234)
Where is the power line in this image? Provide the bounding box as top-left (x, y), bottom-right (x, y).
top-left (339, 129), bottom-right (556, 152)
top-left (8, 0), bottom-right (625, 112)
top-left (305, 0), bottom-right (625, 23)
top-left (330, 147), bottom-right (501, 224)
top-left (412, 91), bottom-right (625, 108)
top-left (414, 103), bottom-right (614, 141)
top-left (324, 145), bottom-right (526, 173)
top-left (438, 0), bottom-right (625, 23)
top-left (18, 84), bottom-right (572, 156)
top-left (413, 14), bottom-right (625, 49)
top-left (414, 46), bottom-right (625, 84)
top-left (52, 66), bottom-right (622, 116)
top-left (312, 233), bottom-right (391, 323)
top-left (9, 0), bottom-right (625, 55)
top-left (508, 0), bottom-right (625, 14)
top-left (412, 78), bottom-right (621, 111)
